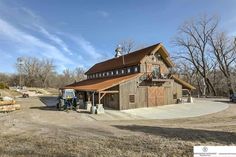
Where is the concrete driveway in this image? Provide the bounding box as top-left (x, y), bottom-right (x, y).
top-left (91, 99), bottom-right (229, 120)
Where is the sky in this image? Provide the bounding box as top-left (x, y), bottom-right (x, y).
top-left (0, 0), bottom-right (236, 73)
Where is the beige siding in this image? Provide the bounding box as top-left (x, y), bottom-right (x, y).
top-left (174, 82), bottom-right (182, 98)
top-left (119, 78), bottom-right (147, 110)
top-left (140, 53), bottom-right (170, 74)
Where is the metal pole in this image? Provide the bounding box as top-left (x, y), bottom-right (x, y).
top-left (17, 57), bottom-right (23, 88)
top-left (19, 67), bottom-right (22, 88)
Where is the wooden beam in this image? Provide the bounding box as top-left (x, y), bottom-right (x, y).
top-left (0, 100), bottom-right (15, 106)
top-left (99, 90), bottom-right (119, 93)
top-left (100, 93), bottom-right (106, 100)
top-left (98, 90), bottom-right (119, 104)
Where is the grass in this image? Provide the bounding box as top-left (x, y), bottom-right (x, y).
top-left (0, 133), bottom-right (193, 157)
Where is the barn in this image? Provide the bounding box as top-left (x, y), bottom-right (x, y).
top-left (64, 43), bottom-right (195, 110)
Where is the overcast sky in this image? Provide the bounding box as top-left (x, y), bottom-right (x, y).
top-left (0, 0), bottom-right (236, 73)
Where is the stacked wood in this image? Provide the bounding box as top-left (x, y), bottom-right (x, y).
top-left (0, 100), bottom-right (16, 105)
top-left (0, 99), bottom-right (20, 112)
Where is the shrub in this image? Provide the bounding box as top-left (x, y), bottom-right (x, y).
top-left (0, 82), bottom-right (9, 89)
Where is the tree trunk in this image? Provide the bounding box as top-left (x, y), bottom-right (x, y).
top-left (226, 77), bottom-right (235, 95)
top-left (206, 78), bottom-right (216, 96)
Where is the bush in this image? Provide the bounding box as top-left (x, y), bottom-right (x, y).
top-left (0, 82), bottom-right (9, 89)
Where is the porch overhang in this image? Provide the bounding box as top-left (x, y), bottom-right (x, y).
top-left (63, 73), bottom-right (141, 92)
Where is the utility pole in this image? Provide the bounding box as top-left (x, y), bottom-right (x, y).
top-left (17, 57), bottom-right (24, 88)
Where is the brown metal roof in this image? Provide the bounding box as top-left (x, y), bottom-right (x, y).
top-left (85, 43), bottom-right (174, 75)
top-left (64, 73), bottom-right (141, 92)
top-left (171, 75), bottom-right (196, 90)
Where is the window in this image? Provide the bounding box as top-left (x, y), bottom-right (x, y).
top-left (134, 67), bottom-right (138, 72)
top-left (127, 68), bottom-right (131, 73)
top-left (129, 95), bottom-right (135, 103)
top-left (116, 70), bottom-right (119, 75)
top-left (107, 72), bottom-right (109, 76)
top-left (173, 93), bottom-right (177, 99)
top-left (103, 72), bottom-right (106, 77)
top-left (96, 73), bottom-right (98, 78)
top-left (152, 65), bottom-right (160, 79)
top-left (121, 69), bottom-right (125, 74)
top-left (111, 71), bottom-right (114, 75)
top-left (155, 53), bottom-right (162, 61)
top-left (99, 73), bottom-right (101, 77)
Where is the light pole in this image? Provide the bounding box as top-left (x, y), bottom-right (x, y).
top-left (17, 57), bottom-right (24, 88)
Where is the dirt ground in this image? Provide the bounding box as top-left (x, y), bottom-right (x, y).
top-left (0, 96), bottom-right (236, 157)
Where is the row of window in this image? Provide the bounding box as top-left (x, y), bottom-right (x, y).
top-left (87, 66), bottom-right (139, 79)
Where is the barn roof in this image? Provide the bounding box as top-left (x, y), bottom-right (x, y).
top-left (171, 75), bottom-right (196, 90)
top-left (85, 43), bottom-right (174, 75)
top-left (63, 73), bottom-right (141, 92)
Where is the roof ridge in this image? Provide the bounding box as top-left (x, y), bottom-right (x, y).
top-left (95, 43), bottom-right (161, 65)
top-left (85, 43), bottom-right (161, 74)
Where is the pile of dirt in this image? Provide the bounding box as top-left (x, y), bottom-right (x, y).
top-left (23, 88), bottom-right (58, 96)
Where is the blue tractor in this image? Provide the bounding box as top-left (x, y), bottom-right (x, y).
top-left (57, 89), bottom-right (77, 111)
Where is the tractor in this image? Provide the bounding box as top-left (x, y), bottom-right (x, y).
top-left (57, 89), bottom-right (77, 111)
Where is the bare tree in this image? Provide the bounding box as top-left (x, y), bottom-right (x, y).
top-left (209, 32), bottom-right (236, 95)
top-left (37, 59), bottom-right (55, 88)
top-left (119, 39), bottom-right (135, 54)
top-left (16, 57), bottom-right (55, 87)
top-left (16, 57), bottom-right (40, 87)
top-left (174, 15), bottom-right (218, 96)
top-left (74, 67), bottom-right (86, 82)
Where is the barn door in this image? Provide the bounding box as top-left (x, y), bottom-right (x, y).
top-left (148, 87), bottom-right (156, 107)
top-left (148, 87), bottom-right (165, 107)
top-left (156, 87), bottom-right (164, 106)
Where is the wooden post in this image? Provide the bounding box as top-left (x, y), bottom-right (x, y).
top-left (92, 92), bottom-right (95, 107)
top-left (87, 92), bottom-right (90, 102)
top-left (98, 92), bottom-right (101, 104)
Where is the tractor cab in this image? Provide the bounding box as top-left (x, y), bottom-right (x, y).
top-left (57, 89), bottom-right (77, 111)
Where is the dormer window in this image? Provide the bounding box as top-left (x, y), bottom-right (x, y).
top-left (127, 68), bottom-right (131, 73)
top-left (155, 53), bottom-right (162, 61)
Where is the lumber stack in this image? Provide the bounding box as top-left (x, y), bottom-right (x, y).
top-left (0, 99), bottom-right (20, 112)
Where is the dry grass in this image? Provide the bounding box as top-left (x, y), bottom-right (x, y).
top-left (0, 129), bottom-right (193, 157)
top-left (0, 89), bottom-right (21, 97)
top-left (0, 97), bottom-right (236, 156)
